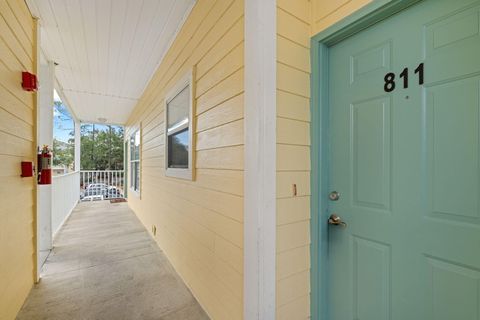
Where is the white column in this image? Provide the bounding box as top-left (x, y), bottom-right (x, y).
top-left (74, 120), bottom-right (81, 172)
top-left (36, 57), bottom-right (55, 274)
top-left (244, 0), bottom-right (277, 319)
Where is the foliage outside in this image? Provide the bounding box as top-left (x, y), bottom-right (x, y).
top-left (81, 124), bottom-right (124, 170)
top-left (53, 101), bottom-right (74, 170)
top-left (53, 100), bottom-right (124, 171)
top-left (53, 138), bottom-right (74, 168)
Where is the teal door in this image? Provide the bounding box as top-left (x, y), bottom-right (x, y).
top-left (325, 0), bottom-right (480, 319)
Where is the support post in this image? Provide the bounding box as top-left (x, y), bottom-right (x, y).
top-left (74, 120), bottom-right (81, 172)
top-left (244, 0), bottom-right (277, 319)
top-left (36, 58), bottom-right (55, 275)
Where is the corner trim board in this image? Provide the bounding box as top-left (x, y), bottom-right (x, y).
top-left (244, 0), bottom-right (277, 318)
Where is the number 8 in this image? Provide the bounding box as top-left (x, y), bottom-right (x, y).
top-left (384, 72), bottom-right (396, 92)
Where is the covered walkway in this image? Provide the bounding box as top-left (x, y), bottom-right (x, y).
top-left (16, 201), bottom-right (209, 320)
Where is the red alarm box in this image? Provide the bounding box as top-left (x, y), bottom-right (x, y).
top-left (21, 161), bottom-right (34, 177)
top-left (22, 71), bottom-right (38, 92)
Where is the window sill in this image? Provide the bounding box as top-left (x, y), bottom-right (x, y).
top-left (129, 187), bottom-right (141, 198)
top-left (165, 168), bottom-right (193, 181)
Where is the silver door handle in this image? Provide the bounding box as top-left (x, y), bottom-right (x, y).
top-left (328, 214), bottom-right (347, 228)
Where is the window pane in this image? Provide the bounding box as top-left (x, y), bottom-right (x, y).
top-left (135, 162), bottom-right (140, 191)
top-left (130, 130), bottom-right (140, 161)
top-left (168, 129), bottom-right (189, 168)
top-left (135, 131), bottom-right (140, 160)
top-left (134, 146), bottom-right (140, 160)
top-left (130, 135), bottom-right (135, 161)
top-left (130, 162), bottom-right (135, 188)
top-left (167, 86), bottom-right (189, 130)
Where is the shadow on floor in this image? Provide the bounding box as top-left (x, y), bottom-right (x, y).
top-left (17, 201), bottom-right (210, 320)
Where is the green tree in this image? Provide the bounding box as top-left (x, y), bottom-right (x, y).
top-left (52, 137), bottom-right (74, 168)
top-left (53, 101), bottom-right (74, 169)
top-left (80, 124), bottom-right (124, 170)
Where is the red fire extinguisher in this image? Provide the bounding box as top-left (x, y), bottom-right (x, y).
top-left (38, 145), bottom-right (52, 185)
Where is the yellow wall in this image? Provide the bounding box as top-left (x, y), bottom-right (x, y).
top-left (0, 1), bottom-right (37, 319)
top-left (276, 1), bottom-right (311, 319)
top-left (312, 0), bottom-right (373, 35)
top-left (125, 0), bottom-right (244, 319)
top-left (126, 0), bottom-right (378, 319)
top-left (275, 0), bottom-right (374, 319)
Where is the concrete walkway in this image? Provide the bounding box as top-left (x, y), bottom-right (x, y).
top-left (17, 201), bottom-right (209, 320)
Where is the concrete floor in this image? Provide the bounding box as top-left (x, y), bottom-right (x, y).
top-left (17, 201), bottom-right (209, 320)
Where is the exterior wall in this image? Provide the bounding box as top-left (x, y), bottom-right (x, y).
top-left (0, 1), bottom-right (37, 319)
top-left (125, 0), bottom-right (378, 319)
top-left (125, 0), bottom-right (244, 319)
top-left (275, 0), bottom-right (374, 319)
top-left (312, 0), bottom-right (372, 35)
top-left (276, 1), bottom-right (312, 319)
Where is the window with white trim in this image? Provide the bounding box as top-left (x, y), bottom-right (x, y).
top-left (130, 130), bottom-right (140, 192)
top-left (165, 72), bottom-right (194, 180)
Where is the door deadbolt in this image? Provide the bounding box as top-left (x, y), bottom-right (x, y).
top-left (329, 191), bottom-right (340, 201)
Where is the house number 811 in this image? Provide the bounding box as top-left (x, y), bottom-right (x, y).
top-left (384, 63), bottom-right (424, 93)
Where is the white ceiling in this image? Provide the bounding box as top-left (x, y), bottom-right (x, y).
top-left (27, 0), bottom-right (196, 125)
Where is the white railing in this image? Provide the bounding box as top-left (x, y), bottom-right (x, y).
top-left (52, 171), bottom-right (80, 236)
top-left (80, 170), bottom-right (125, 201)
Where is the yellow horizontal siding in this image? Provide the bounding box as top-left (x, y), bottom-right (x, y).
top-left (139, 173), bottom-right (244, 223)
top-left (272, 0), bottom-right (373, 311)
top-left (276, 270), bottom-right (310, 308)
top-left (277, 294), bottom-right (310, 320)
top-left (197, 119), bottom-right (243, 151)
top-left (276, 1), bottom-right (312, 318)
top-left (197, 68), bottom-right (243, 115)
top-left (277, 63), bottom-right (310, 99)
top-left (277, 0), bottom-right (310, 25)
top-left (6, 0), bottom-right (34, 44)
top-left (0, 18), bottom-right (32, 70)
top-left (277, 117), bottom-right (310, 146)
top-left (277, 221), bottom-right (310, 253)
top-left (195, 169), bottom-right (243, 196)
top-left (277, 8), bottom-right (310, 48)
top-left (125, 0), bottom-right (244, 319)
top-left (277, 245), bottom-right (310, 280)
top-left (0, 1), bottom-right (35, 319)
top-left (0, 108), bottom-right (33, 141)
top-left (0, 1), bottom-right (32, 58)
top-left (312, 0), bottom-right (372, 34)
top-left (277, 171), bottom-right (310, 199)
top-left (277, 90), bottom-right (310, 122)
top-left (0, 83), bottom-right (34, 125)
top-left (0, 62), bottom-right (34, 109)
top-left (278, 35), bottom-right (310, 73)
top-left (196, 14), bottom-right (243, 78)
top-left (277, 197), bottom-right (310, 226)
top-left (197, 145), bottom-right (243, 170)
top-left (197, 93), bottom-right (243, 133)
top-left (125, 1), bottom-right (378, 319)
top-left (274, 0), bottom-right (377, 318)
top-left (196, 42), bottom-right (243, 97)
top-left (277, 144), bottom-right (310, 172)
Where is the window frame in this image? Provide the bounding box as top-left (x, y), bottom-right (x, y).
top-left (129, 128), bottom-right (141, 195)
top-left (164, 70), bottom-right (195, 180)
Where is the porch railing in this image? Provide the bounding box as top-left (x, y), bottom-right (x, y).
top-left (80, 170), bottom-right (125, 201)
top-left (52, 171), bottom-right (80, 235)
